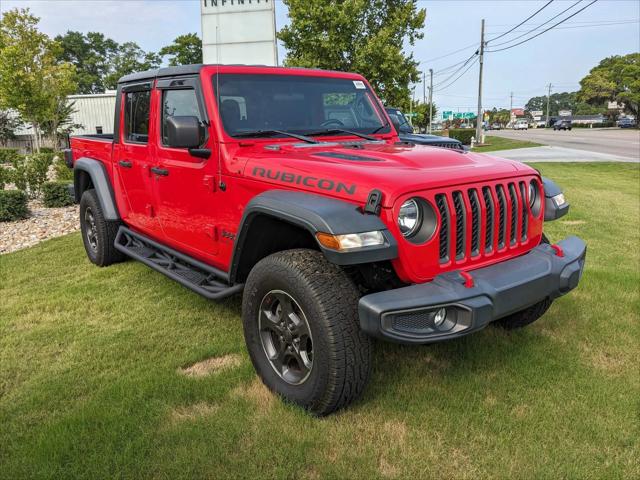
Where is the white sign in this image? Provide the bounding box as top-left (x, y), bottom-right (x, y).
top-left (201, 0), bottom-right (277, 66)
top-left (558, 110), bottom-right (572, 117)
top-left (531, 110), bottom-right (543, 116)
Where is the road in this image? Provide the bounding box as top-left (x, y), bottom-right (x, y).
top-left (488, 128), bottom-right (639, 161)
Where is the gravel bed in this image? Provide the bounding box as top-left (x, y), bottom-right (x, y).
top-left (0, 200), bottom-right (80, 254)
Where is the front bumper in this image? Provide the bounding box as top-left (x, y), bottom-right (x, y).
top-left (358, 236), bottom-right (586, 344)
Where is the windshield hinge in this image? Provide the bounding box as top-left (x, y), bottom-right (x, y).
top-left (364, 189), bottom-right (383, 215)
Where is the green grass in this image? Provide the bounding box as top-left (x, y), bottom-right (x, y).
top-left (473, 135), bottom-right (543, 152)
top-left (1, 163), bottom-right (639, 479)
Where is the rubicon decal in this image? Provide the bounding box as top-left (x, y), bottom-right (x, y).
top-left (252, 167), bottom-right (357, 195)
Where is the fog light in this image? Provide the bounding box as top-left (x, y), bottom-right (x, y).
top-left (433, 308), bottom-right (447, 327)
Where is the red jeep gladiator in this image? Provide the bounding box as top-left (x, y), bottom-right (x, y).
top-left (67, 64), bottom-right (586, 415)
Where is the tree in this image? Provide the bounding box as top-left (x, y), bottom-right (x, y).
top-left (41, 99), bottom-right (83, 145)
top-left (55, 31), bottom-right (118, 93)
top-left (0, 110), bottom-right (24, 146)
top-left (0, 8), bottom-right (77, 151)
top-left (278, 0), bottom-right (426, 107)
top-left (104, 42), bottom-right (160, 90)
top-left (525, 91), bottom-right (604, 117)
top-left (159, 33), bottom-right (202, 66)
top-left (411, 102), bottom-right (437, 131)
top-left (578, 53), bottom-right (640, 117)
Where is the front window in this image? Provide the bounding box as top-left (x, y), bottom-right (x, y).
top-left (213, 74), bottom-right (390, 137)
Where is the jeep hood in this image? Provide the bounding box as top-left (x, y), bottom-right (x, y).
top-left (238, 141), bottom-right (537, 208)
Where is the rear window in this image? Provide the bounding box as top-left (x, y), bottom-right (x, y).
top-left (124, 90), bottom-right (151, 143)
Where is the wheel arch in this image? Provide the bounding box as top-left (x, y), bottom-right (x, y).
top-left (229, 190), bottom-right (398, 284)
top-left (74, 157), bottom-right (120, 221)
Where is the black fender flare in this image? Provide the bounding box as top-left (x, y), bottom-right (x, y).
top-left (542, 177), bottom-right (570, 221)
top-left (74, 157), bottom-right (121, 221)
top-left (229, 190), bottom-right (398, 283)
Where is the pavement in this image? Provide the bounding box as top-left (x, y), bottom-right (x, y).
top-left (486, 127), bottom-right (639, 162)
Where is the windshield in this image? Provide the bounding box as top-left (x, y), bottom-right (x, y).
top-left (213, 74), bottom-right (390, 138)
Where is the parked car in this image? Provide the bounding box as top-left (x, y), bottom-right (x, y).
top-left (617, 118), bottom-right (637, 128)
top-left (553, 119), bottom-right (572, 131)
top-left (67, 64), bottom-right (585, 416)
top-left (489, 123), bottom-right (502, 130)
top-left (385, 107), bottom-right (463, 151)
top-left (513, 119), bottom-right (528, 130)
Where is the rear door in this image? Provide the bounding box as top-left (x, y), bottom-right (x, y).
top-left (152, 76), bottom-right (219, 260)
top-left (113, 82), bottom-right (160, 237)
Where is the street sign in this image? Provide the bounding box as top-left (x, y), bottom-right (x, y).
top-left (405, 113), bottom-right (417, 118)
top-left (454, 112), bottom-right (476, 119)
top-left (442, 111), bottom-right (453, 119)
top-left (558, 110), bottom-right (572, 117)
top-left (531, 110), bottom-right (543, 116)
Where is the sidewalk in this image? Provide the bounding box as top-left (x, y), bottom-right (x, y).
top-left (488, 145), bottom-right (639, 163)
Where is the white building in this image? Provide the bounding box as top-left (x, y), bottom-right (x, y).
top-left (201, 0), bottom-right (278, 65)
top-left (68, 91), bottom-right (117, 135)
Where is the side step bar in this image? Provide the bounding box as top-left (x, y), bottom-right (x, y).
top-left (114, 226), bottom-right (244, 300)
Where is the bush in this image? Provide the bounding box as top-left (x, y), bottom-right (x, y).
top-left (448, 129), bottom-right (476, 145)
top-left (42, 181), bottom-right (74, 208)
top-left (39, 147), bottom-right (55, 154)
top-left (0, 190), bottom-right (29, 222)
top-left (0, 148), bottom-right (20, 165)
top-left (54, 156), bottom-right (73, 182)
top-left (0, 166), bottom-right (7, 190)
top-left (9, 153), bottom-right (54, 198)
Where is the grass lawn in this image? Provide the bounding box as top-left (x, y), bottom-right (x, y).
top-left (473, 135), bottom-right (543, 152)
top-left (1, 163), bottom-right (638, 479)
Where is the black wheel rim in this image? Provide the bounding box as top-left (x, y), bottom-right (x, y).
top-left (84, 208), bottom-right (98, 252)
top-left (258, 290), bottom-right (313, 385)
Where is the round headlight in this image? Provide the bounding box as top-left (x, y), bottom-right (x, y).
top-left (529, 181), bottom-right (537, 208)
top-left (398, 198), bottom-right (421, 237)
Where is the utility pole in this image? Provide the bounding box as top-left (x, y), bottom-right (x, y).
top-left (545, 83), bottom-right (552, 127)
top-left (428, 68), bottom-right (433, 134)
top-left (422, 71), bottom-right (426, 104)
top-left (509, 91), bottom-right (514, 127)
top-left (475, 19), bottom-right (485, 145)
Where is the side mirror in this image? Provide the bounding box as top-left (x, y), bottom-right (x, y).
top-left (166, 116), bottom-right (202, 149)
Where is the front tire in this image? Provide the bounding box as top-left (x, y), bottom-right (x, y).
top-left (79, 189), bottom-right (125, 267)
top-left (242, 249), bottom-right (372, 416)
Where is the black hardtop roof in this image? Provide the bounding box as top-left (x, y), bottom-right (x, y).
top-left (117, 64), bottom-right (358, 85)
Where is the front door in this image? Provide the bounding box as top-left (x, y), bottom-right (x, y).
top-left (113, 83), bottom-right (160, 237)
top-left (152, 78), bottom-right (219, 261)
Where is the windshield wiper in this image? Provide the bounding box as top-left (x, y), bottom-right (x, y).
top-left (370, 119), bottom-right (391, 135)
top-left (232, 129), bottom-right (319, 144)
top-left (307, 128), bottom-right (378, 141)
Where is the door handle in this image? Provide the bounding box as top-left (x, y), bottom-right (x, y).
top-left (118, 160), bottom-right (132, 168)
top-left (150, 166), bottom-right (169, 176)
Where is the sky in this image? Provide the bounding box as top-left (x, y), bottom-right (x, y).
top-left (1, 0), bottom-right (639, 116)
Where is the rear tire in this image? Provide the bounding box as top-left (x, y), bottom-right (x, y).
top-left (79, 189), bottom-right (125, 267)
top-left (494, 233), bottom-right (552, 330)
top-left (242, 249), bottom-right (372, 416)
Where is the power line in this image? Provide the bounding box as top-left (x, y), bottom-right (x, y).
top-left (488, 0), bottom-right (583, 48)
top-left (487, 17), bottom-right (636, 27)
top-left (420, 41), bottom-right (479, 64)
top-left (486, 0), bottom-right (598, 53)
top-left (434, 57), bottom-right (479, 93)
top-left (487, 19), bottom-right (637, 35)
top-left (432, 53), bottom-right (478, 88)
top-left (487, 0), bottom-right (555, 43)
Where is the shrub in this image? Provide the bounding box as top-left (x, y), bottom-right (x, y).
top-left (0, 148), bottom-right (21, 164)
top-left (42, 181), bottom-right (74, 208)
top-left (54, 157), bottom-right (73, 182)
top-left (39, 147), bottom-right (55, 154)
top-left (0, 166), bottom-right (7, 190)
top-left (448, 129), bottom-right (476, 145)
top-left (9, 153), bottom-right (54, 198)
top-left (0, 190), bottom-right (29, 222)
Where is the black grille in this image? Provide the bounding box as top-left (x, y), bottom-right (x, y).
top-left (435, 194), bottom-right (449, 262)
top-left (519, 182), bottom-right (528, 241)
top-left (435, 180), bottom-right (532, 264)
top-left (496, 185), bottom-right (507, 249)
top-left (453, 191), bottom-right (466, 260)
top-left (391, 310), bottom-right (433, 333)
top-left (468, 189), bottom-right (480, 256)
top-left (508, 183), bottom-right (518, 245)
top-left (482, 187), bottom-right (494, 252)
